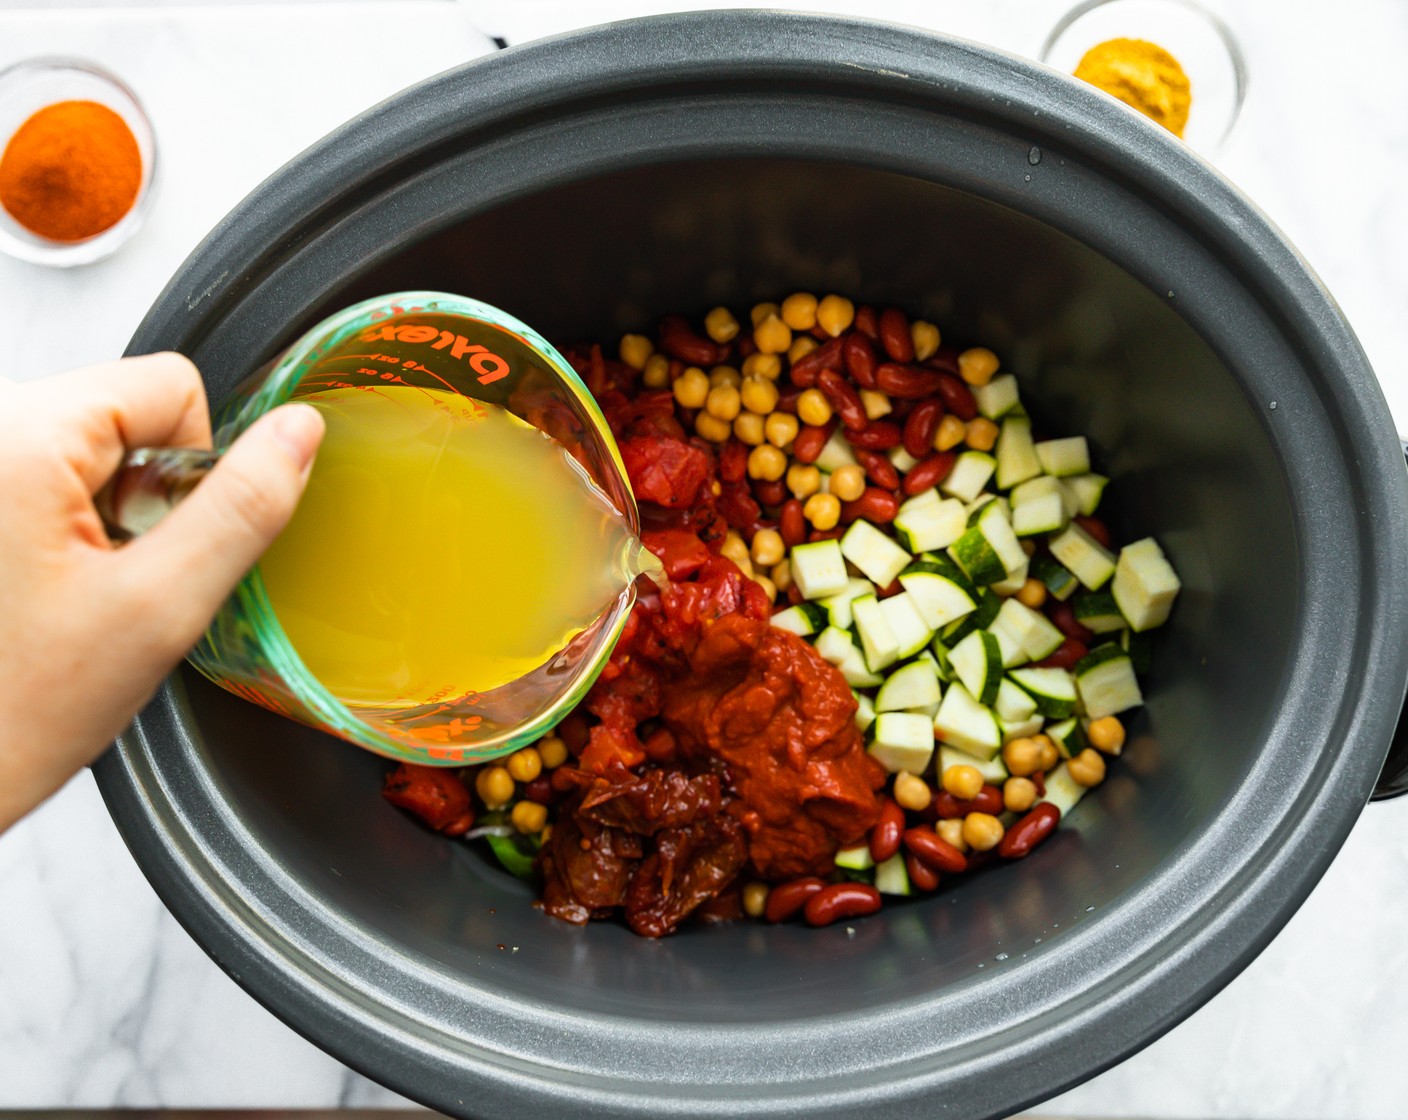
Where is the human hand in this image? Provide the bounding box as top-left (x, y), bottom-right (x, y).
top-left (0, 354), bottom-right (324, 832)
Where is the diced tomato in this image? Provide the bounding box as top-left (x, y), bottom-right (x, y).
top-left (620, 435), bottom-right (711, 508)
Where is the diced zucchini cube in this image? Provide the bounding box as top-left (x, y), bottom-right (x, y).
top-left (1008, 666), bottom-right (1079, 719)
top-left (814, 625), bottom-right (856, 666)
top-left (854, 691), bottom-right (877, 733)
top-left (1046, 717), bottom-right (1088, 759)
top-left (888, 445), bottom-right (920, 473)
top-left (838, 645), bottom-right (885, 688)
top-left (894, 491), bottom-right (968, 553)
top-left (994, 677), bottom-right (1038, 725)
top-left (1001, 714), bottom-right (1046, 743)
top-left (995, 416), bottom-right (1042, 489)
top-left (770, 603), bottom-right (825, 636)
top-left (835, 844), bottom-right (875, 871)
top-left (938, 743), bottom-right (1009, 785)
top-left (940, 451), bottom-right (997, 503)
top-left (879, 592), bottom-right (933, 658)
top-left (898, 569), bottom-right (976, 630)
top-left (875, 659), bottom-right (942, 713)
top-left (932, 682), bottom-right (1002, 760)
top-left (791, 539), bottom-right (850, 600)
top-left (989, 560), bottom-right (1030, 598)
top-left (841, 520), bottom-right (912, 587)
top-left (1112, 537), bottom-right (1181, 631)
top-left (1074, 646), bottom-right (1143, 718)
top-left (1062, 473), bottom-right (1108, 516)
top-left (949, 629), bottom-right (1003, 705)
top-left (1048, 523), bottom-right (1117, 590)
top-left (852, 595), bottom-right (900, 673)
top-left (815, 428), bottom-right (859, 471)
top-left (1031, 553), bottom-right (1079, 601)
top-left (1013, 491), bottom-right (1068, 537)
top-left (820, 578), bottom-right (877, 629)
top-left (874, 852), bottom-right (912, 896)
top-left (1040, 762), bottom-right (1089, 817)
top-left (1035, 436), bottom-right (1090, 477)
top-left (868, 712), bottom-right (936, 774)
top-left (1073, 590), bottom-right (1127, 634)
top-left (973, 373), bottom-right (1021, 420)
top-left (989, 598), bottom-right (1064, 664)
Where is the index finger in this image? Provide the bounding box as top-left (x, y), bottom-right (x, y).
top-left (36, 352), bottom-right (213, 493)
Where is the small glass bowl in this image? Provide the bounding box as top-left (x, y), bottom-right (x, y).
top-left (1040, 0), bottom-right (1248, 154)
top-left (0, 58), bottom-right (158, 267)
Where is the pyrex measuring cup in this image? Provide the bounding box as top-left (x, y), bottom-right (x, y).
top-left (103, 292), bottom-right (644, 766)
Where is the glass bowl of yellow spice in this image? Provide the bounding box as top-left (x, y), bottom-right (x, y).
top-left (0, 58), bottom-right (158, 267)
top-left (1040, 0), bottom-right (1247, 154)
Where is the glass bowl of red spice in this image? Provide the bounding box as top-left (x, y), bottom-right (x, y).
top-left (0, 57), bottom-right (157, 267)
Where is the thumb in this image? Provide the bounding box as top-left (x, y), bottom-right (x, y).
top-left (117, 403), bottom-right (325, 650)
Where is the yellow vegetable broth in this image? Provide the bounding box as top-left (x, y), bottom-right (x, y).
top-left (258, 385), bottom-right (638, 707)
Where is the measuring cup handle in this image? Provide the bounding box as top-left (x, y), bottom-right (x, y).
top-left (96, 447), bottom-right (222, 543)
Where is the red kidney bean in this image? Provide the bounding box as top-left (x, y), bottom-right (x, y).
top-left (1075, 515), bottom-right (1113, 548)
top-left (931, 785), bottom-right (1004, 819)
top-left (877, 578), bottom-right (904, 599)
top-left (717, 480), bottom-right (761, 532)
top-left (557, 712), bottom-right (589, 753)
top-left (843, 331), bottom-right (880, 389)
top-left (841, 487), bottom-right (899, 524)
top-left (1047, 601), bottom-right (1094, 644)
top-left (879, 308), bottom-right (915, 362)
top-left (902, 451), bottom-right (957, 495)
top-left (869, 799), bottom-right (905, 863)
top-left (998, 802), bottom-right (1061, 859)
top-left (1032, 770), bottom-right (1047, 799)
top-left (776, 385), bottom-right (804, 414)
top-left (924, 345), bottom-right (962, 375)
top-left (789, 336), bottom-right (845, 387)
top-left (522, 775), bottom-right (554, 805)
top-left (902, 827), bottom-right (969, 874)
top-left (803, 882), bottom-right (883, 927)
top-left (753, 478), bottom-right (787, 507)
top-left (765, 876), bottom-right (828, 923)
top-left (854, 448), bottom-right (901, 490)
top-left (658, 314), bottom-right (722, 366)
top-left (875, 363), bottom-right (944, 399)
top-left (906, 852), bottom-right (941, 892)
top-left (808, 527), bottom-right (846, 542)
top-left (1032, 636), bottom-right (1088, 670)
top-left (787, 583), bottom-right (804, 605)
top-left (780, 499), bottom-right (807, 546)
top-left (934, 370), bottom-right (978, 420)
top-left (854, 305), bottom-right (879, 339)
top-left (791, 420), bottom-right (836, 464)
top-left (845, 419), bottom-right (903, 450)
top-left (903, 398), bottom-right (945, 459)
top-left (719, 439), bottom-right (748, 484)
top-left (818, 369), bottom-right (869, 432)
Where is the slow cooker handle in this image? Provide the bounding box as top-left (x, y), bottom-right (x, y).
top-left (1373, 443), bottom-right (1408, 800)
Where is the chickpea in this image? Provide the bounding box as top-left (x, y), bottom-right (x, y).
top-left (962, 812), bottom-right (1005, 852)
top-left (764, 412), bottom-right (799, 448)
top-left (475, 765), bottom-right (514, 809)
top-left (1068, 748), bottom-right (1107, 788)
top-left (709, 364), bottom-right (742, 388)
top-left (750, 302), bottom-right (780, 327)
top-left (740, 376), bottom-right (779, 415)
top-left (511, 799), bottom-right (549, 834)
top-left (694, 412), bottom-right (732, 443)
top-left (1034, 735), bottom-right (1060, 772)
top-left (1087, 716), bottom-right (1127, 754)
top-left (705, 383), bottom-right (742, 422)
top-left (803, 492), bottom-right (841, 531)
top-left (1002, 736), bottom-right (1042, 777)
top-left (719, 531), bottom-right (754, 576)
top-left (781, 291), bottom-right (819, 331)
top-left (957, 346), bottom-right (1000, 387)
top-left (537, 736), bottom-right (569, 769)
top-left (911, 320), bottom-right (941, 361)
top-left (673, 366), bottom-right (709, 409)
top-left (937, 818), bottom-right (968, 852)
top-left (785, 463), bottom-right (821, 500)
top-left (641, 353), bottom-right (670, 389)
top-left (704, 306), bottom-right (740, 343)
top-left (754, 574), bottom-right (778, 602)
top-left (942, 764), bottom-right (984, 801)
top-left (506, 747), bottom-right (543, 783)
top-left (934, 413), bottom-right (967, 451)
top-left (1015, 578), bottom-right (1047, 609)
top-left (618, 333), bottom-right (653, 370)
top-left (816, 294), bottom-right (855, 337)
top-left (1003, 777), bottom-right (1038, 813)
top-left (788, 336), bottom-right (819, 365)
top-left (859, 389), bottom-right (892, 420)
top-left (770, 558), bottom-right (793, 592)
top-left (965, 417), bottom-right (1000, 452)
top-left (751, 528), bottom-right (786, 567)
top-left (742, 881), bottom-right (770, 919)
top-left (733, 411), bottom-right (765, 446)
top-left (742, 352), bottom-right (782, 381)
top-left (828, 464), bottom-right (867, 502)
top-left (754, 313), bottom-right (793, 355)
top-left (893, 771), bottom-right (932, 812)
top-left (796, 388), bottom-right (834, 427)
top-left (747, 444), bottom-right (788, 481)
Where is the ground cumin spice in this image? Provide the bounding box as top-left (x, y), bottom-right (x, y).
top-left (0, 100), bottom-right (142, 242)
top-left (1073, 38), bottom-right (1192, 137)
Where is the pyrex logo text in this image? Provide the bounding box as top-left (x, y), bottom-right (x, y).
top-left (361, 324), bottom-right (511, 384)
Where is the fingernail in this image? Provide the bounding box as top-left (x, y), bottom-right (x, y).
top-left (267, 404), bottom-right (325, 472)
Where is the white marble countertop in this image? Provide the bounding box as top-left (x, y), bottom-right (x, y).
top-left (1, 1), bottom-right (1406, 1116)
